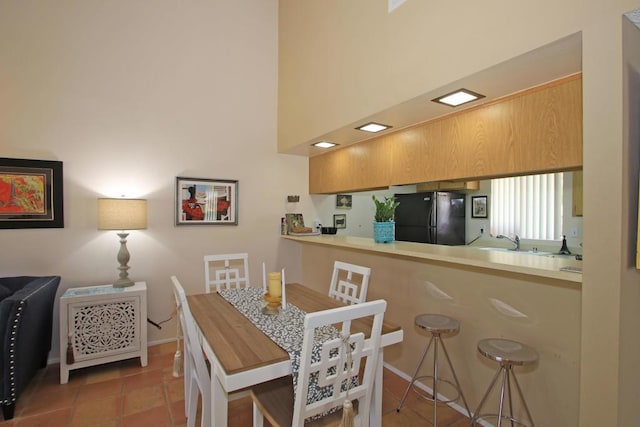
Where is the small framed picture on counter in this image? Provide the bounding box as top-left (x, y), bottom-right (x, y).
top-left (471, 195), bottom-right (488, 218)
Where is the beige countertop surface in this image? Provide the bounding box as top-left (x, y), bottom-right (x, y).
top-left (283, 234), bottom-right (583, 284)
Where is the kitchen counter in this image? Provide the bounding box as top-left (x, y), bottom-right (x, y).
top-left (283, 234), bottom-right (582, 284)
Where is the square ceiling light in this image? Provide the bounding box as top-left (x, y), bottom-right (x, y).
top-left (312, 141), bottom-right (338, 148)
top-left (432, 89), bottom-right (485, 107)
top-left (355, 122), bottom-right (392, 133)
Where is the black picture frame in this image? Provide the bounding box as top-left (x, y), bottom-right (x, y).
top-left (176, 177), bottom-right (238, 225)
top-left (0, 157), bottom-right (64, 229)
top-left (336, 194), bottom-right (352, 209)
top-left (471, 195), bottom-right (488, 218)
top-left (333, 213), bottom-right (346, 229)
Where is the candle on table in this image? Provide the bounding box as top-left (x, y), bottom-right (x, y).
top-left (268, 272), bottom-right (282, 298)
top-left (281, 268), bottom-right (286, 308)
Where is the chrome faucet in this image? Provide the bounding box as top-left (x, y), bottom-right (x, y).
top-left (497, 234), bottom-right (520, 251)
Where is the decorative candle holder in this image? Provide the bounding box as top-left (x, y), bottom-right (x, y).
top-left (262, 293), bottom-right (282, 315)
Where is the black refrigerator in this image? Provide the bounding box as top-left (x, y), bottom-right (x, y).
top-left (394, 192), bottom-right (466, 245)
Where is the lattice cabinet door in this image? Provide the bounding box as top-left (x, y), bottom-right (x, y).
top-left (59, 282), bottom-right (148, 384)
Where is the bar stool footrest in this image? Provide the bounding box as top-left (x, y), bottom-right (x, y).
top-left (471, 413), bottom-right (531, 427)
top-left (411, 375), bottom-right (463, 405)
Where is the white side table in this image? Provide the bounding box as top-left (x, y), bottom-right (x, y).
top-left (59, 282), bottom-right (148, 384)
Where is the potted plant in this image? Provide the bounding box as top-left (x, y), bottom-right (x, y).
top-left (372, 195), bottom-right (400, 243)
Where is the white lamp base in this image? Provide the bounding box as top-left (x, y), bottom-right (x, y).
top-left (113, 232), bottom-right (135, 288)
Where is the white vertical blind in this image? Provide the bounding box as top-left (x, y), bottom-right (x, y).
top-left (490, 173), bottom-right (563, 240)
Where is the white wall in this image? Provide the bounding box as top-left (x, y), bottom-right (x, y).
top-left (0, 1), bottom-right (311, 358)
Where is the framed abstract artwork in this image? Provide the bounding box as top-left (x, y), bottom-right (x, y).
top-left (0, 158), bottom-right (64, 229)
top-left (176, 177), bottom-right (238, 225)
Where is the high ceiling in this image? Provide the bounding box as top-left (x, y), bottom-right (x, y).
top-left (302, 32), bottom-right (582, 157)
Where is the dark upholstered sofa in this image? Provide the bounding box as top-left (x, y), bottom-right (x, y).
top-left (0, 276), bottom-right (60, 420)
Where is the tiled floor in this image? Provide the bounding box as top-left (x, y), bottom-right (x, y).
top-left (0, 342), bottom-right (470, 426)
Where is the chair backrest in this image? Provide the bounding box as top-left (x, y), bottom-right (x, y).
top-left (203, 253), bottom-right (250, 293)
top-left (170, 276), bottom-right (211, 423)
top-left (328, 261), bottom-right (371, 305)
top-left (293, 299), bottom-right (387, 426)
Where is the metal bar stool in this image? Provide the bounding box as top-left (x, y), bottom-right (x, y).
top-left (397, 314), bottom-right (471, 425)
top-left (470, 338), bottom-right (538, 427)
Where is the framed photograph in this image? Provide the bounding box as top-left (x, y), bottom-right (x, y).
top-left (471, 195), bottom-right (488, 218)
top-left (333, 213), bottom-right (346, 229)
top-left (0, 158), bottom-right (64, 229)
top-left (336, 194), bottom-right (352, 209)
top-left (176, 177), bottom-right (238, 225)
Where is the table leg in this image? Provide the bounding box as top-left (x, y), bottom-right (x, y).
top-left (370, 347), bottom-right (384, 427)
top-left (211, 369), bottom-right (228, 427)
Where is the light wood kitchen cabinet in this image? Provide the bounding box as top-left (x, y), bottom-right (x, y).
top-left (309, 137), bottom-right (391, 193)
top-left (416, 180), bottom-right (479, 192)
top-left (572, 170), bottom-right (583, 217)
top-left (309, 75), bottom-right (582, 194)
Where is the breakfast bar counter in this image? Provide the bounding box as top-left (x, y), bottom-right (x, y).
top-left (283, 233), bottom-right (582, 426)
top-left (283, 234), bottom-right (583, 284)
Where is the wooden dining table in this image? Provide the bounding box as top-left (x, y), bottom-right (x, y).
top-left (187, 282), bottom-right (403, 427)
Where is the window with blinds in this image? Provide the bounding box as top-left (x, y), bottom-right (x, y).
top-left (490, 173), bottom-right (563, 240)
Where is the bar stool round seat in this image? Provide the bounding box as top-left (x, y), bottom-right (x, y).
top-left (397, 314), bottom-right (471, 426)
top-left (471, 338), bottom-right (538, 427)
top-left (416, 313), bottom-right (460, 334)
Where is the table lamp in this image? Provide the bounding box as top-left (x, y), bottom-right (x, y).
top-left (98, 198), bottom-right (147, 288)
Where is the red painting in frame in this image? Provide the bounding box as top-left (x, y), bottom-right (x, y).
top-left (0, 158), bottom-right (64, 229)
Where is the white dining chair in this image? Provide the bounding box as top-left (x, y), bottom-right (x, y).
top-left (171, 276), bottom-right (211, 427)
top-left (171, 277), bottom-right (191, 418)
top-left (328, 261), bottom-right (371, 305)
top-left (250, 299), bottom-right (387, 427)
top-left (204, 253), bottom-right (250, 293)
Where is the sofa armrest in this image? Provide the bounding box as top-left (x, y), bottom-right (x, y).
top-left (0, 276), bottom-right (61, 407)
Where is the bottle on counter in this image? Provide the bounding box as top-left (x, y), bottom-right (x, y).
top-left (558, 235), bottom-right (572, 255)
top-left (280, 217), bottom-right (286, 235)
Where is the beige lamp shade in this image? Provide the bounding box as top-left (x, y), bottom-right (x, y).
top-left (98, 198), bottom-right (148, 230)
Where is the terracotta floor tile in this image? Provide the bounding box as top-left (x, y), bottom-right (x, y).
top-left (76, 377), bottom-right (123, 402)
top-left (20, 386), bottom-right (77, 418)
top-left (83, 366), bottom-right (122, 385)
top-left (168, 400), bottom-right (187, 425)
top-left (406, 396), bottom-right (466, 425)
top-left (1, 343), bottom-right (470, 427)
top-left (145, 353), bottom-right (174, 371)
top-left (35, 373), bottom-right (81, 396)
top-left (123, 384), bottom-right (166, 415)
top-left (69, 395), bottom-right (121, 427)
top-left (122, 404), bottom-right (172, 427)
top-left (12, 408), bottom-right (71, 427)
top-left (165, 377), bottom-right (185, 403)
top-left (123, 370), bottom-right (164, 393)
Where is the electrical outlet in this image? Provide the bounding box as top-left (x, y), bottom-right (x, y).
top-left (570, 227), bottom-right (578, 237)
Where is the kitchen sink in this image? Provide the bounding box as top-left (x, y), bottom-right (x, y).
top-left (476, 247), bottom-right (553, 256)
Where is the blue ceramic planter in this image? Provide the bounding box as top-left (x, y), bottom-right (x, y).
top-left (373, 221), bottom-right (395, 243)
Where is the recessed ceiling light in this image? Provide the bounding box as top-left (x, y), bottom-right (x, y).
top-left (312, 141), bottom-right (337, 148)
top-left (356, 122), bottom-right (392, 133)
top-left (432, 89), bottom-right (485, 107)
